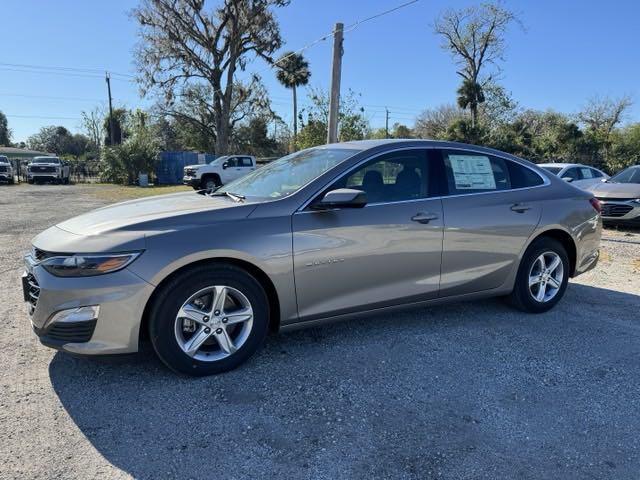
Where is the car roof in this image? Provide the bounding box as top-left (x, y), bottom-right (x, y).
top-left (538, 162), bottom-right (603, 170)
top-left (320, 139), bottom-right (533, 160)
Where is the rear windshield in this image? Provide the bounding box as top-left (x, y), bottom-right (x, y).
top-left (33, 157), bottom-right (60, 164)
top-left (540, 166), bottom-right (562, 175)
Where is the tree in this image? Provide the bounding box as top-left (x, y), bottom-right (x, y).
top-left (414, 104), bottom-right (464, 139)
top-left (231, 117), bottom-right (278, 156)
top-left (577, 95), bottom-right (633, 165)
top-left (296, 88), bottom-right (369, 149)
top-left (434, 2), bottom-right (519, 127)
top-left (133, 0), bottom-right (288, 155)
top-left (275, 51), bottom-right (311, 150)
top-left (456, 78), bottom-right (485, 126)
top-left (103, 108), bottom-right (128, 146)
top-left (0, 110), bottom-right (11, 146)
top-left (81, 107), bottom-right (105, 151)
top-left (27, 126), bottom-right (91, 156)
top-left (100, 112), bottom-right (159, 184)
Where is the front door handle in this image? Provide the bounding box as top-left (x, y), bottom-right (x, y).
top-left (510, 203), bottom-right (531, 213)
top-left (411, 212), bottom-right (439, 224)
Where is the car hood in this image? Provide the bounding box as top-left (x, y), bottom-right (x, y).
top-left (33, 192), bottom-right (258, 253)
top-left (184, 164), bottom-right (207, 169)
top-left (589, 182), bottom-right (640, 199)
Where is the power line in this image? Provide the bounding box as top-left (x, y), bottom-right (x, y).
top-left (0, 62), bottom-right (134, 78)
top-left (0, 92), bottom-right (103, 102)
top-left (6, 114), bottom-right (82, 120)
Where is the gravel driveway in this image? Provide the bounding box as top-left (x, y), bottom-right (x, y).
top-left (1, 184), bottom-right (639, 480)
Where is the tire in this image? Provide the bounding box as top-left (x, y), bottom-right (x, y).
top-left (27, 179), bottom-right (34, 184)
top-left (8, 178), bottom-right (14, 185)
top-left (148, 263), bottom-right (270, 376)
top-left (508, 237), bottom-right (569, 313)
top-left (202, 175), bottom-right (221, 192)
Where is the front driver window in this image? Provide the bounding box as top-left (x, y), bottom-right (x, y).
top-left (337, 150), bottom-right (428, 203)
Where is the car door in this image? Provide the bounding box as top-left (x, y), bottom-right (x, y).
top-left (220, 157), bottom-right (238, 184)
top-left (292, 148), bottom-right (444, 321)
top-left (437, 149), bottom-right (545, 297)
top-left (235, 157), bottom-right (255, 179)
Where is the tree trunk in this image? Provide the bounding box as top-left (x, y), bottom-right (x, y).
top-left (470, 103), bottom-right (477, 129)
top-left (292, 85), bottom-right (298, 152)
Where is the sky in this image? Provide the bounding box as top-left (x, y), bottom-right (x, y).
top-left (1, 0), bottom-right (639, 143)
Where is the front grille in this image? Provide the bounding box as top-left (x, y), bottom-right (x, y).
top-left (32, 166), bottom-right (56, 173)
top-left (45, 320), bottom-right (97, 343)
top-left (597, 197), bottom-right (633, 202)
top-left (601, 204), bottom-right (633, 217)
top-left (25, 273), bottom-right (40, 315)
top-left (0, 165), bottom-right (7, 173)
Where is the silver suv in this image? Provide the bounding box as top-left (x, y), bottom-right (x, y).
top-left (22, 140), bottom-right (602, 376)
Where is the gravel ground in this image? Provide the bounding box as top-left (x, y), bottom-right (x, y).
top-left (1, 184), bottom-right (639, 480)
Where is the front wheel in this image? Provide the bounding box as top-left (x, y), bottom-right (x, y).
top-left (508, 237), bottom-right (569, 313)
top-left (149, 264), bottom-right (270, 376)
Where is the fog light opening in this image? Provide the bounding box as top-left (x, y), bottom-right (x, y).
top-left (49, 305), bottom-right (100, 324)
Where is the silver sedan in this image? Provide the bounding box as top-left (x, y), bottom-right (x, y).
top-left (22, 140), bottom-right (602, 376)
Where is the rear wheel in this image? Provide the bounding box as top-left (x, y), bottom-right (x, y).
top-left (508, 237), bottom-right (569, 313)
top-left (149, 264), bottom-right (269, 376)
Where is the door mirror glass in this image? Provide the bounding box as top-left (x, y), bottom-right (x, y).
top-left (561, 176), bottom-right (573, 183)
top-left (313, 188), bottom-right (367, 210)
top-left (222, 162), bottom-right (228, 169)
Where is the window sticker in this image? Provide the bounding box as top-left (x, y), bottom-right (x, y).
top-left (448, 155), bottom-right (496, 190)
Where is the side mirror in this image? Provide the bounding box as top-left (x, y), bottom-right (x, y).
top-left (222, 162), bottom-right (228, 169)
top-left (561, 176), bottom-right (573, 183)
top-left (312, 188), bottom-right (367, 210)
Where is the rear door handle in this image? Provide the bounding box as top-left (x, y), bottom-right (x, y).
top-left (411, 212), bottom-right (439, 224)
top-left (510, 203), bottom-right (531, 213)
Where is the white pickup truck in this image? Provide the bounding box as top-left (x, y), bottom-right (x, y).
top-left (0, 155), bottom-right (15, 184)
top-left (183, 155), bottom-right (256, 191)
top-left (27, 156), bottom-right (70, 184)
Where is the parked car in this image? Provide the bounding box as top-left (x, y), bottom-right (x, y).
top-left (23, 140), bottom-right (602, 376)
top-left (538, 162), bottom-right (609, 190)
top-left (183, 155), bottom-right (256, 191)
top-left (587, 165), bottom-right (640, 225)
top-left (27, 156), bottom-right (70, 184)
top-left (0, 155), bottom-right (15, 184)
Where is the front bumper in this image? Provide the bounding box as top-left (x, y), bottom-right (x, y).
top-left (599, 200), bottom-right (640, 225)
top-left (0, 173), bottom-right (12, 181)
top-left (182, 175), bottom-right (200, 186)
top-left (22, 254), bottom-right (154, 355)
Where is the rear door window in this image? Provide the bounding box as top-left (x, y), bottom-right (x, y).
top-left (579, 167), bottom-right (594, 179)
top-left (442, 151), bottom-right (510, 194)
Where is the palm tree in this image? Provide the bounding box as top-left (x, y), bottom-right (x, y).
top-left (275, 51), bottom-right (311, 150)
top-left (456, 78), bottom-right (485, 128)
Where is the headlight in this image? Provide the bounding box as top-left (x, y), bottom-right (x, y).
top-left (632, 198), bottom-right (640, 204)
top-left (41, 252), bottom-right (142, 277)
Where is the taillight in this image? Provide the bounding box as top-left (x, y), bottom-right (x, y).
top-left (589, 197), bottom-right (601, 214)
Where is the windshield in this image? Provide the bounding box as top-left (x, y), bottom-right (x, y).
top-left (33, 157), bottom-right (60, 164)
top-left (209, 155), bottom-right (228, 165)
top-left (218, 148), bottom-right (359, 200)
top-left (0, 156), bottom-right (8, 164)
top-left (541, 166), bottom-right (562, 175)
top-left (609, 166), bottom-right (640, 184)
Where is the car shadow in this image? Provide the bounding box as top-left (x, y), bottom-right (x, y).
top-left (49, 283), bottom-right (640, 479)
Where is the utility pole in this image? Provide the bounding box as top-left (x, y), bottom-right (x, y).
top-left (327, 22), bottom-right (344, 144)
top-left (105, 72), bottom-right (115, 146)
top-left (385, 107), bottom-right (390, 138)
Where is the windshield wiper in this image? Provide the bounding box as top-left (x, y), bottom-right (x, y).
top-left (209, 191), bottom-right (245, 202)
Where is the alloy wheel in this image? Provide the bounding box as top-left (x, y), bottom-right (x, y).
top-left (174, 285), bottom-right (253, 362)
top-left (528, 251), bottom-right (564, 303)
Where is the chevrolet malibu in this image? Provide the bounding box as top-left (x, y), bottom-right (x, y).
top-left (23, 140), bottom-right (602, 376)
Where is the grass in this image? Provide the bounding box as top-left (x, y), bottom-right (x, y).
top-left (85, 184), bottom-right (192, 202)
